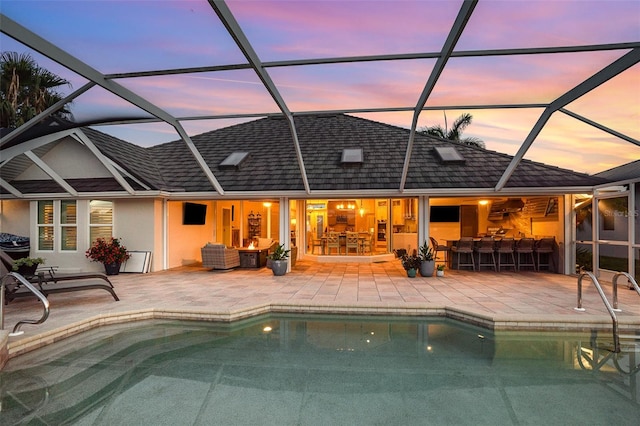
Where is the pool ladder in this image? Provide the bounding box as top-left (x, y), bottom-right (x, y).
top-left (575, 271), bottom-right (639, 353)
top-left (1, 272), bottom-right (50, 336)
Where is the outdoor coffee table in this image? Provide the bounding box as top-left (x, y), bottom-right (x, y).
top-left (237, 248), bottom-right (267, 268)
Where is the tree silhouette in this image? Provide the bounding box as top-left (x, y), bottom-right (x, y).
top-left (419, 112), bottom-right (485, 148)
top-left (1, 51), bottom-right (72, 128)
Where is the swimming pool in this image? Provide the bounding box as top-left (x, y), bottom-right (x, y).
top-left (2, 315), bottom-right (639, 425)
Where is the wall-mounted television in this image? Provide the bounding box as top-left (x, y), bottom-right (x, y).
top-left (183, 202), bottom-right (207, 225)
top-left (430, 206), bottom-right (460, 222)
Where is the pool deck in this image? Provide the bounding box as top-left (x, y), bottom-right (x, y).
top-left (2, 260), bottom-right (640, 361)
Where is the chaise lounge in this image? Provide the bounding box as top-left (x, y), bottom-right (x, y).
top-left (1, 249), bottom-right (119, 303)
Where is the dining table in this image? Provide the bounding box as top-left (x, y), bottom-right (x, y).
top-left (319, 233), bottom-right (369, 255)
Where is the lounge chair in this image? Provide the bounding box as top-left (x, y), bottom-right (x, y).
top-left (201, 243), bottom-right (240, 270)
top-left (1, 249), bottom-right (119, 303)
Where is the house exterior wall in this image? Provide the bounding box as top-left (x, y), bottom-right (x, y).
top-left (154, 200), bottom-right (164, 271)
top-left (6, 198), bottom-right (160, 273)
top-left (113, 198), bottom-right (161, 272)
top-left (17, 137), bottom-right (111, 180)
top-left (0, 200), bottom-right (30, 237)
top-left (167, 200), bottom-right (215, 268)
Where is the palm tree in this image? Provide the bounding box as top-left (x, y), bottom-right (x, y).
top-left (419, 112), bottom-right (485, 148)
top-left (1, 51), bottom-right (72, 128)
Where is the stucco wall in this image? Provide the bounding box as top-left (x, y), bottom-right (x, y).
top-left (113, 198), bottom-right (161, 272)
top-left (17, 137), bottom-right (111, 180)
top-left (167, 200), bottom-right (215, 268)
top-left (0, 200), bottom-right (30, 237)
top-left (12, 199), bottom-right (161, 273)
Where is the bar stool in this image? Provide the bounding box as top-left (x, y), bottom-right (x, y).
top-left (534, 237), bottom-right (556, 271)
top-left (515, 238), bottom-right (536, 271)
top-left (474, 237), bottom-right (497, 271)
top-left (429, 237), bottom-right (450, 267)
top-left (451, 237), bottom-right (475, 270)
top-left (495, 238), bottom-right (516, 272)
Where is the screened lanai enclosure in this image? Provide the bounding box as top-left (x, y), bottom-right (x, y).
top-left (1, 1), bottom-right (638, 278)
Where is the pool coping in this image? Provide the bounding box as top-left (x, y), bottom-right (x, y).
top-left (4, 302), bottom-right (639, 364)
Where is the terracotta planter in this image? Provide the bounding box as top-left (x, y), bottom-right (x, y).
top-left (104, 262), bottom-right (121, 276)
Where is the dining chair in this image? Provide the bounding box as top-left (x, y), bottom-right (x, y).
top-left (307, 231), bottom-right (323, 255)
top-left (326, 232), bottom-right (341, 255)
top-left (495, 238), bottom-right (516, 272)
top-left (474, 237), bottom-right (497, 271)
top-left (359, 233), bottom-right (373, 255)
top-left (451, 237), bottom-right (475, 270)
top-left (345, 232), bottom-right (360, 255)
top-left (515, 238), bottom-right (536, 271)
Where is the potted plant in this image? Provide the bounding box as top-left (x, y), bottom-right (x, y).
top-left (86, 237), bottom-right (130, 275)
top-left (12, 256), bottom-right (45, 276)
top-left (418, 240), bottom-right (435, 277)
top-left (436, 264), bottom-right (445, 277)
top-left (267, 243), bottom-right (290, 276)
top-left (401, 251), bottom-right (421, 278)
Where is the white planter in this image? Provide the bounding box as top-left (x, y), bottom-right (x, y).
top-left (436, 270), bottom-right (445, 277)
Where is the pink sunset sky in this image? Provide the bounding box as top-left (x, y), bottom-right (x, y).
top-left (1, 0), bottom-right (638, 175)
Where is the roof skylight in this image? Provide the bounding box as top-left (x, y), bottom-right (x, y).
top-left (341, 148), bottom-right (363, 165)
top-left (219, 152), bottom-right (249, 169)
top-left (434, 147), bottom-right (465, 163)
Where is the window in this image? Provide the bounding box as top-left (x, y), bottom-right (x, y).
top-left (37, 200), bottom-right (54, 251)
top-left (37, 200), bottom-right (77, 251)
top-left (89, 200), bottom-right (113, 242)
top-left (60, 200), bottom-right (77, 250)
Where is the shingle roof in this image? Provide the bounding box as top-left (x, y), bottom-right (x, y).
top-left (150, 114), bottom-right (605, 192)
top-left (4, 177), bottom-right (146, 194)
top-left (150, 117), bottom-right (306, 192)
top-left (84, 128), bottom-right (168, 190)
top-left (2, 114), bottom-right (608, 196)
top-left (595, 159), bottom-right (640, 181)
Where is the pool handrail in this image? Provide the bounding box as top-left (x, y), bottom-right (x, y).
top-left (612, 272), bottom-right (640, 302)
top-left (575, 271), bottom-right (620, 353)
top-left (1, 272), bottom-right (50, 336)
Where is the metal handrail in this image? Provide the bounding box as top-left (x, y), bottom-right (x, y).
top-left (613, 271), bottom-right (640, 298)
top-left (575, 271), bottom-right (620, 353)
top-left (1, 272), bottom-right (50, 336)
top-left (577, 343), bottom-right (640, 375)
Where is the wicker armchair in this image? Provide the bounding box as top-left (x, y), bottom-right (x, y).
top-left (201, 244), bottom-right (240, 270)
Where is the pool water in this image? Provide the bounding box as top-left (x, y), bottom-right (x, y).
top-left (2, 315), bottom-right (639, 425)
